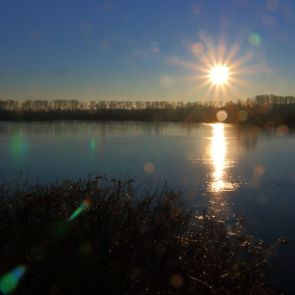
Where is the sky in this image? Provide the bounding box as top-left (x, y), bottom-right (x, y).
top-left (1, 0), bottom-right (295, 101)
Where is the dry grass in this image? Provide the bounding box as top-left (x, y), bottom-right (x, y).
top-left (0, 177), bottom-right (286, 294)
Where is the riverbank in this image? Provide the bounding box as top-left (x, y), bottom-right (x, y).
top-left (0, 177), bottom-right (286, 294)
top-left (1, 96), bottom-right (295, 129)
top-left (1, 104), bottom-right (295, 129)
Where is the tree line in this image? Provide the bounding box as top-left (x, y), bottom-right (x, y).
top-left (1, 95), bottom-right (295, 112)
top-left (1, 94), bottom-right (295, 127)
top-left (0, 99), bottom-right (220, 112)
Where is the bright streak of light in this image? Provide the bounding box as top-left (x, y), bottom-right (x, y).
top-left (68, 198), bottom-right (92, 222)
top-left (0, 265), bottom-right (27, 294)
top-left (211, 124), bottom-right (226, 192)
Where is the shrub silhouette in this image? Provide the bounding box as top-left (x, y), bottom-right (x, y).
top-left (0, 177), bottom-right (285, 294)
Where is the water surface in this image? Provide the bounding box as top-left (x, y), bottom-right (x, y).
top-left (0, 121), bottom-right (294, 292)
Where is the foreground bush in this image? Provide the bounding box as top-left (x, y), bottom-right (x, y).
top-left (0, 178), bottom-right (284, 294)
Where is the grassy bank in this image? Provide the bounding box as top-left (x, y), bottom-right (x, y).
top-left (0, 177), bottom-right (286, 294)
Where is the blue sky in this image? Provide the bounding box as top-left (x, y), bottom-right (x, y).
top-left (1, 0), bottom-right (295, 100)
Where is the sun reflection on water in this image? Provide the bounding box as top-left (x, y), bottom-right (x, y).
top-left (211, 124), bottom-right (226, 192)
top-left (209, 123), bottom-right (238, 193)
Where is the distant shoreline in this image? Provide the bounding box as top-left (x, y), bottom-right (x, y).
top-left (0, 107), bottom-right (294, 128)
top-left (1, 95), bottom-right (295, 127)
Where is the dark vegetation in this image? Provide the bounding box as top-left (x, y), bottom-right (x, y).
top-left (0, 177), bottom-right (286, 294)
top-left (1, 95), bottom-right (295, 127)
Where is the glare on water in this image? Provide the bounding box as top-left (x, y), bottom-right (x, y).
top-left (209, 123), bottom-right (238, 193)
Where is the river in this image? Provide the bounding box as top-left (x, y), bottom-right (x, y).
top-left (0, 121), bottom-right (294, 292)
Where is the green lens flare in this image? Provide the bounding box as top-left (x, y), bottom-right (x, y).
top-left (10, 133), bottom-right (28, 159)
top-left (90, 139), bottom-right (96, 151)
top-left (68, 198), bottom-right (91, 222)
top-left (0, 265), bottom-right (27, 294)
top-left (249, 33), bottom-right (262, 46)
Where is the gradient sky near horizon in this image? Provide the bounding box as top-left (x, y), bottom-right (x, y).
top-left (1, 0), bottom-right (295, 101)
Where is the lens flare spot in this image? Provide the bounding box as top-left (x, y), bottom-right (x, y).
top-left (0, 265), bottom-right (27, 294)
top-left (237, 110), bottom-right (248, 122)
top-left (170, 274), bottom-right (183, 288)
top-left (90, 139), bottom-right (96, 151)
top-left (144, 162), bottom-right (155, 174)
top-left (277, 125), bottom-right (289, 136)
top-left (68, 198), bottom-right (92, 222)
top-left (10, 134), bottom-right (28, 159)
top-left (249, 33), bottom-right (262, 46)
top-left (191, 42), bottom-right (205, 56)
top-left (254, 165), bottom-right (265, 178)
top-left (216, 110), bottom-right (228, 122)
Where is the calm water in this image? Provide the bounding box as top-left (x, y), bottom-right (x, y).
top-left (0, 121), bottom-right (294, 292)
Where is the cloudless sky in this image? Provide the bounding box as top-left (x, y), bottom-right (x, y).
top-left (1, 0), bottom-right (295, 100)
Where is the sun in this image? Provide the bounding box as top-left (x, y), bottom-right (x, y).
top-left (209, 65), bottom-right (229, 86)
